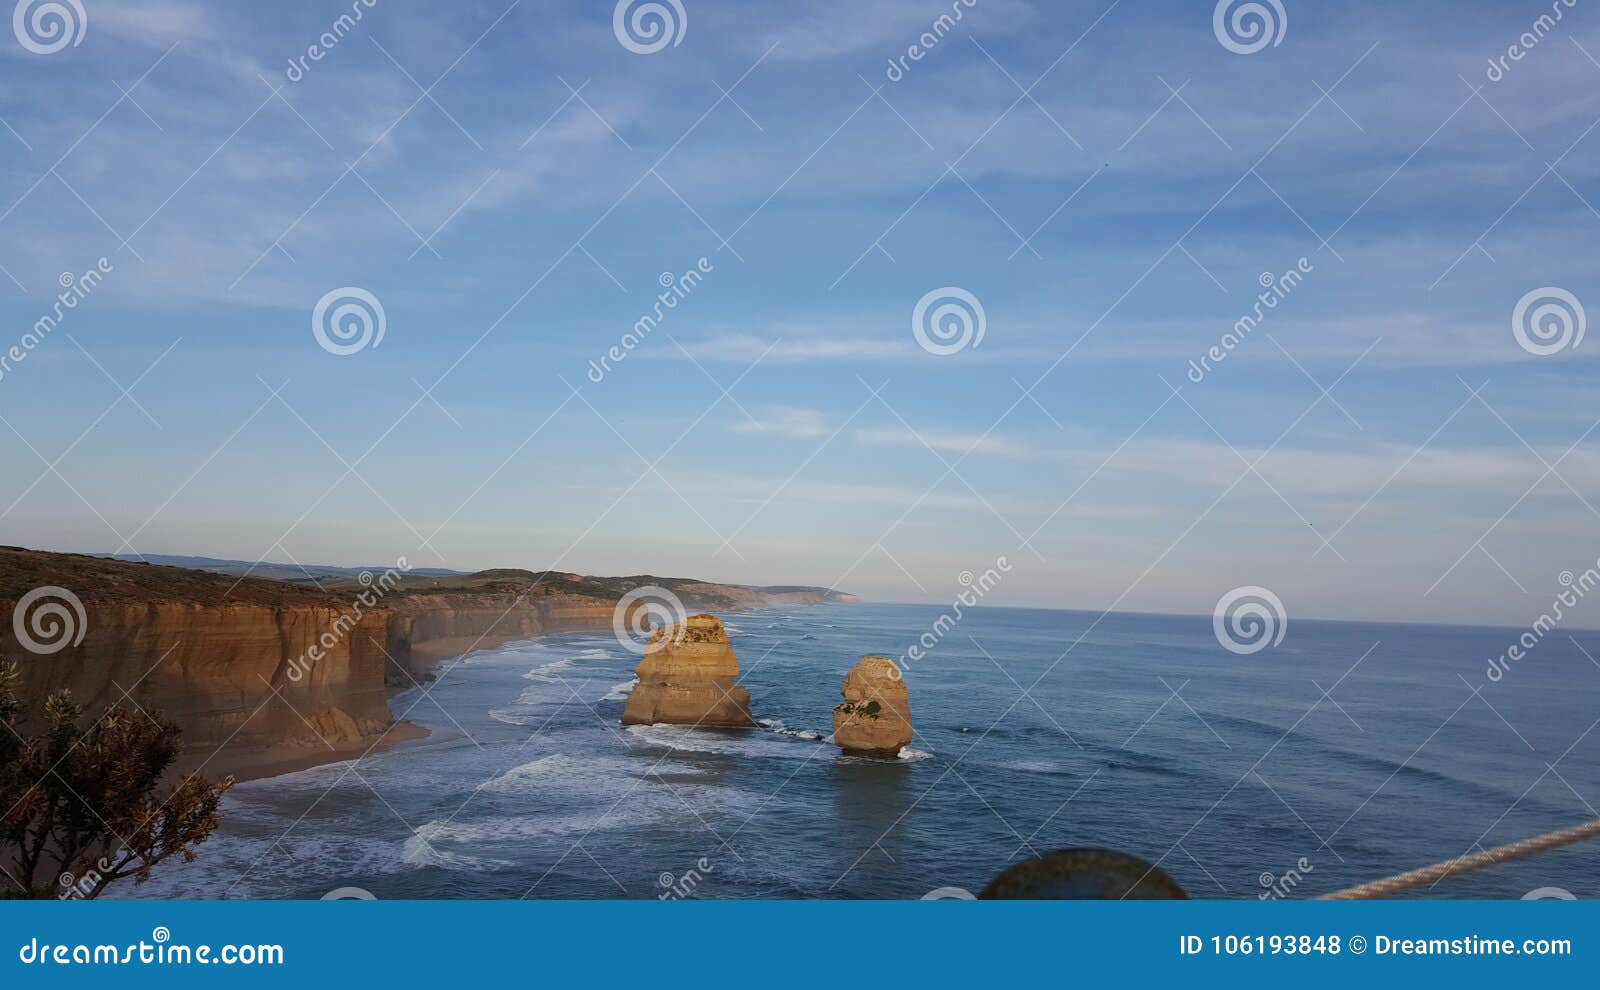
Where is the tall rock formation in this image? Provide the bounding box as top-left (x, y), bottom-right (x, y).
top-left (620, 614), bottom-right (754, 727)
top-left (833, 656), bottom-right (913, 757)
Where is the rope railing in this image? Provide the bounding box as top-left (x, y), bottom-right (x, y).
top-left (1318, 819), bottom-right (1600, 899)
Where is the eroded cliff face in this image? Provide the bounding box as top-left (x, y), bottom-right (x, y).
top-left (1, 601), bottom-right (393, 750)
top-left (621, 614), bottom-right (754, 727)
top-left (0, 547), bottom-right (848, 776)
top-left (833, 656), bottom-right (913, 757)
top-left (382, 594), bottom-right (543, 682)
top-left (381, 594), bottom-right (619, 681)
top-left (0, 595), bottom-right (618, 768)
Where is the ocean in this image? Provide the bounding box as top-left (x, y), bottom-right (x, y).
top-left (116, 604), bottom-right (1600, 900)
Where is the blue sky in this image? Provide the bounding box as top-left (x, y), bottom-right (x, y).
top-left (1, 0), bottom-right (1598, 626)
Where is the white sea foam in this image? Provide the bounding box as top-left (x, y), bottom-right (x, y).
top-left (523, 658), bottom-right (574, 681)
top-left (829, 745), bottom-right (932, 766)
top-left (404, 821), bottom-right (510, 861)
top-left (480, 752), bottom-right (723, 800)
top-left (402, 823), bottom-right (508, 871)
top-left (492, 661), bottom-right (599, 723)
top-left (759, 718), bottom-right (825, 742)
top-left (108, 816), bottom-right (419, 898)
top-left (602, 679), bottom-right (637, 701)
top-left (626, 723), bottom-right (819, 760)
top-left (480, 754), bottom-right (584, 793)
top-left (397, 752), bottom-right (763, 874)
top-left (488, 708), bottom-right (533, 725)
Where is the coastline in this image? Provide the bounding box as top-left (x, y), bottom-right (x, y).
top-left (106, 603), bottom-right (1600, 902)
top-left (214, 602), bottom-right (837, 784)
top-left (187, 632), bottom-right (549, 784)
top-left (188, 719), bottom-right (434, 784)
top-left (202, 622), bottom-right (685, 783)
top-left (0, 548), bottom-right (858, 792)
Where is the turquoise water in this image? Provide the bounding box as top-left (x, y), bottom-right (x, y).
top-left (119, 604), bottom-right (1600, 899)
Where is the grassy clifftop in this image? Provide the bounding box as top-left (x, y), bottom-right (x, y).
top-left (3, 548), bottom-right (855, 610)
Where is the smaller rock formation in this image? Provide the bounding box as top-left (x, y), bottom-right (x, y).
top-left (620, 614), bottom-right (754, 727)
top-left (833, 656), bottom-right (913, 757)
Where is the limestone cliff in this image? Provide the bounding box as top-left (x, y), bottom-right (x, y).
top-left (620, 614), bottom-right (754, 727)
top-left (1, 548), bottom-right (843, 777)
top-left (0, 551), bottom-right (395, 760)
top-left (381, 592), bottom-right (623, 687)
top-left (832, 656), bottom-right (913, 757)
top-left (6, 600), bottom-right (394, 749)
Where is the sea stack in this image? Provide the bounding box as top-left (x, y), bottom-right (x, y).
top-left (832, 656), bottom-right (913, 757)
top-left (620, 614), bottom-right (755, 727)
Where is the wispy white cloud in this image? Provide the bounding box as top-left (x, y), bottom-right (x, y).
top-left (857, 424), bottom-right (1035, 459)
top-left (1101, 439), bottom-right (1597, 499)
top-left (667, 473), bottom-right (1149, 522)
top-left (730, 405), bottom-right (831, 437)
top-left (94, 1), bottom-right (218, 45)
top-left (686, 332), bottom-right (912, 363)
